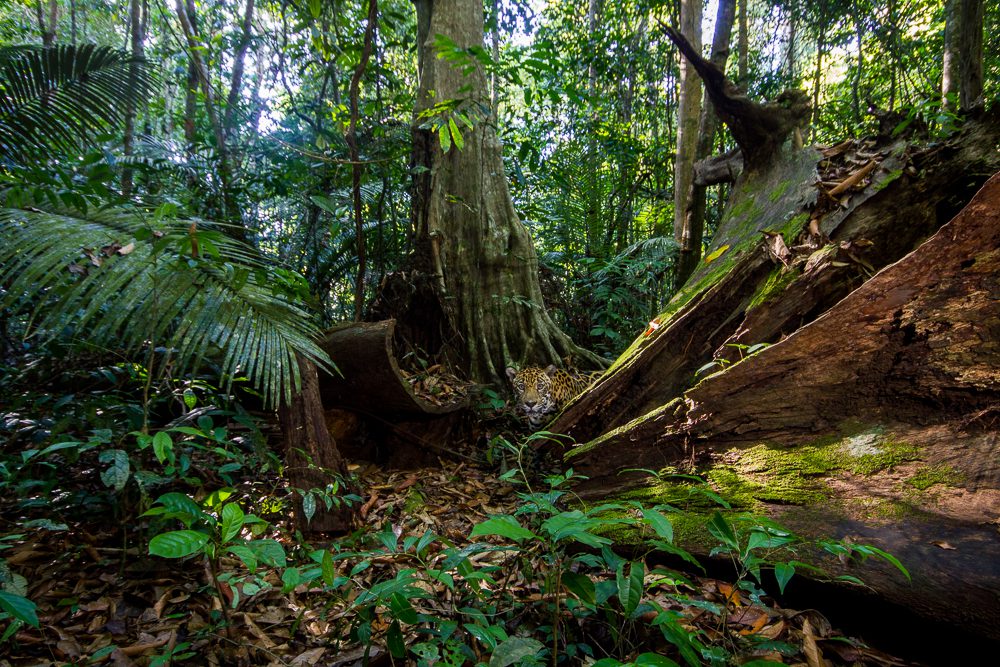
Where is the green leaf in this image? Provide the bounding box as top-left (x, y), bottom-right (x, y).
top-left (470, 516), bottom-right (537, 544)
top-left (706, 512), bottom-right (739, 551)
top-left (321, 549), bottom-right (335, 586)
top-left (448, 117), bottom-right (464, 150)
top-left (227, 545), bottom-right (258, 572)
top-left (389, 592), bottom-right (419, 624)
top-left (560, 571), bottom-right (596, 608)
top-left (642, 508), bottom-right (674, 543)
top-left (0, 591), bottom-right (39, 628)
top-left (438, 122), bottom-right (452, 153)
top-left (220, 503), bottom-right (245, 543)
top-left (302, 491), bottom-right (316, 523)
top-left (489, 636), bottom-right (545, 667)
top-left (152, 430), bottom-right (173, 464)
top-left (281, 567), bottom-right (301, 593)
top-left (634, 654), bottom-right (681, 667)
top-left (773, 562), bottom-right (795, 594)
top-left (99, 449), bottom-right (130, 491)
top-left (148, 530), bottom-right (209, 559)
top-left (616, 560), bottom-right (644, 616)
top-left (146, 492), bottom-right (208, 526)
top-left (248, 539), bottom-right (286, 567)
top-left (386, 619), bottom-right (406, 658)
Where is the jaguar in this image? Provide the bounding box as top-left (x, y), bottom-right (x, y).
top-left (505, 365), bottom-right (602, 429)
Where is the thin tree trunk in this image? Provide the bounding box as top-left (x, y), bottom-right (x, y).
top-left (174, 0), bottom-right (247, 242)
top-left (738, 0), bottom-right (748, 88)
top-left (851, 3), bottom-right (864, 124)
top-left (942, 0), bottom-right (985, 111)
top-left (35, 0), bottom-right (57, 46)
top-left (672, 0), bottom-right (703, 282)
top-left (223, 0), bottom-right (255, 137)
top-left (121, 0), bottom-right (145, 198)
top-left (786, 3), bottom-right (796, 82)
top-left (70, 0), bottom-right (77, 44)
top-left (347, 0), bottom-right (378, 321)
top-left (676, 0), bottom-right (736, 286)
top-left (811, 8), bottom-right (826, 140)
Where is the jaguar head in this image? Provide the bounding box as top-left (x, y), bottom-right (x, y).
top-left (505, 365), bottom-right (559, 428)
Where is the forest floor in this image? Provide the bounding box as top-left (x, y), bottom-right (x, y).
top-left (0, 432), bottom-right (930, 667)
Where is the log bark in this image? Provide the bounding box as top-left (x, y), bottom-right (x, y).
top-left (549, 110), bottom-right (1000, 446)
top-left (564, 171), bottom-right (1000, 641)
top-left (278, 356), bottom-right (355, 534)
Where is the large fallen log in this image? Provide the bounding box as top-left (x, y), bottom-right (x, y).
top-left (566, 172), bottom-right (1000, 641)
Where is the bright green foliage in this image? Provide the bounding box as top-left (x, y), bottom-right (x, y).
top-left (0, 45), bottom-right (153, 162)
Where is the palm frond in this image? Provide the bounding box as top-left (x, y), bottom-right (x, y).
top-left (0, 44), bottom-right (154, 164)
top-left (0, 196), bottom-right (332, 408)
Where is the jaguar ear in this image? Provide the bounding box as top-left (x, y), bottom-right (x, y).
top-left (544, 364), bottom-right (558, 377)
top-left (505, 367), bottom-right (518, 380)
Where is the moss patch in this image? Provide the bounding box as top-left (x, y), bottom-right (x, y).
top-left (747, 265), bottom-right (801, 310)
top-left (906, 464), bottom-right (964, 490)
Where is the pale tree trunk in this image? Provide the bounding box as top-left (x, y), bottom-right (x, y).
top-left (672, 0), bottom-right (703, 283)
top-left (35, 0), bottom-right (58, 46)
top-left (347, 0), bottom-right (377, 320)
top-left (676, 0), bottom-right (735, 286)
top-left (174, 0), bottom-right (247, 242)
top-left (810, 5), bottom-right (826, 139)
top-left (737, 0), bottom-right (748, 88)
top-left (400, 0), bottom-right (601, 386)
top-left (942, 0), bottom-right (984, 112)
top-left (122, 0), bottom-right (146, 198)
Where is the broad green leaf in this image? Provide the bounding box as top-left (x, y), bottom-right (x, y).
top-left (302, 491), bottom-right (316, 523)
top-left (448, 117), bottom-right (464, 150)
top-left (220, 503), bottom-right (245, 543)
top-left (616, 560), bottom-right (645, 616)
top-left (281, 567), bottom-right (301, 593)
top-left (439, 123), bottom-right (451, 153)
top-left (642, 508), bottom-right (674, 543)
top-left (560, 571), bottom-right (596, 607)
top-left (99, 449), bottom-right (130, 491)
top-left (152, 431), bottom-right (173, 464)
top-left (386, 619), bottom-right (406, 658)
top-left (470, 516), bottom-right (537, 544)
top-left (321, 549), bottom-right (335, 586)
top-left (148, 530), bottom-right (209, 559)
top-left (489, 636), bottom-right (544, 667)
top-left (146, 492), bottom-right (207, 526)
top-left (248, 539), bottom-right (286, 567)
top-left (0, 591), bottom-right (39, 627)
top-left (389, 592), bottom-right (419, 624)
top-left (773, 562), bottom-right (795, 594)
top-left (634, 654), bottom-right (681, 667)
top-left (706, 512), bottom-right (738, 551)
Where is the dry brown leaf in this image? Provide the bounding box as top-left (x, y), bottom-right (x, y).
top-left (801, 618), bottom-right (827, 667)
top-left (931, 540), bottom-right (957, 550)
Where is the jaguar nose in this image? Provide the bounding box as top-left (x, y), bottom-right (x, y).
top-left (523, 399), bottom-right (536, 408)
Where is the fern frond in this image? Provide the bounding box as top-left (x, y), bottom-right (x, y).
top-left (0, 198), bottom-right (331, 407)
top-left (0, 44), bottom-right (154, 164)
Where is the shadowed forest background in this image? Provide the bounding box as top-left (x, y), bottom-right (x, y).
top-left (1, 0), bottom-right (998, 665)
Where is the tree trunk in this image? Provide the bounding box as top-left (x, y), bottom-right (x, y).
top-left (174, 0), bottom-right (247, 243)
top-left (676, 0), bottom-right (736, 286)
top-left (390, 0), bottom-right (601, 386)
top-left (672, 0), bottom-right (703, 284)
top-left (347, 0), bottom-right (378, 321)
top-left (278, 356), bottom-right (355, 534)
top-left (942, 0), bottom-right (985, 112)
top-left (121, 0), bottom-right (145, 198)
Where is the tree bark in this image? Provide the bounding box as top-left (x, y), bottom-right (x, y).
top-left (121, 0), bottom-right (146, 198)
top-left (278, 356), bottom-right (355, 534)
top-left (942, 0), bottom-right (984, 112)
top-left (174, 0), bottom-right (247, 242)
top-left (391, 0), bottom-right (601, 386)
top-left (676, 0), bottom-right (736, 286)
top-left (671, 0), bottom-right (703, 283)
top-left (347, 0), bottom-right (378, 321)
top-left (549, 109), bottom-right (1000, 446)
top-left (564, 171), bottom-right (1000, 643)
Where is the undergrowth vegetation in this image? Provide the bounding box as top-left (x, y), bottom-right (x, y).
top-left (1, 363), bottom-right (909, 665)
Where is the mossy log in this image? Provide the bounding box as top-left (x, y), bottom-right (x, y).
top-left (563, 171), bottom-right (1000, 642)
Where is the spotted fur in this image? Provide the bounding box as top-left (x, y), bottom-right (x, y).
top-left (505, 365), bottom-right (602, 429)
